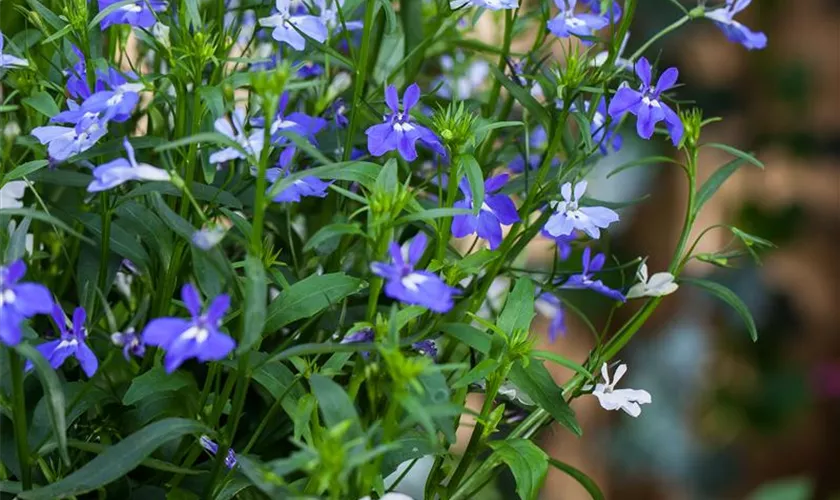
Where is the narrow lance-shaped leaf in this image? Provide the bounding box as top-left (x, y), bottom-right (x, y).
top-left (487, 439), bottom-right (549, 500)
top-left (264, 273), bottom-right (367, 332)
top-left (682, 277), bottom-right (758, 341)
top-left (238, 255), bottom-right (267, 353)
top-left (460, 154), bottom-right (484, 216)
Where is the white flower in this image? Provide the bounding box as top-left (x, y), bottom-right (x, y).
top-left (626, 261), bottom-right (678, 299)
top-left (590, 363), bottom-right (651, 417)
top-left (0, 181), bottom-right (27, 209)
top-left (450, 0), bottom-right (518, 10)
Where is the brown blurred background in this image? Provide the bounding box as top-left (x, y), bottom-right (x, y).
top-left (528, 1), bottom-right (840, 499)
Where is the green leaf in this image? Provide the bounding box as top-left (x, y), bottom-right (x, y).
top-left (488, 64), bottom-right (550, 129)
top-left (64, 440), bottom-right (203, 476)
top-left (454, 249), bottom-right (498, 275)
top-left (264, 273), bottom-right (366, 332)
top-left (122, 366), bottom-right (195, 406)
top-left (459, 154), bottom-right (484, 215)
top-left (148, 194), bottom-right (195, 241)
top-left (22, 91), bottom-right (59, 118)
top-left (682, 277), bottom-right (758, 341)
top-left (548, 457), bottom-right (605, 500)
top-left (394, 207), bottom-right (473, 225)
top-left (703, 142), bottom-right (765, 169)
top-left (303, 223), bottom-right (366, 253)
top-left (74, 213), bottom-right (151, 272)
top-left (440, 323), bottom-right (491, 353)
top-left (497, 278), bottom-right (535, 335)
top-left (3, 160), bottom-right (49, 181)
top-left (399, 0), bottom-right (423, 78)
top-left (417, 371), bottom-right (456, 442)
top-left (237, 451), bottom-right (316, 497)
top-left (452, 359), bottom-right (499, 389)
top-left (474, 120), bottom-right (524, 136)
top-left (375, 158), bottom-right (399, 193)
top-left (309, 374), bottom-right (363, 441)
top-left (19, 418), bottom-right (208, 500)
top-left (126, 181), bottom-right (242, 209)
top-left (266, 161), bottom-right (381, 199)
top-left (509, 361), bottom-right (580, 436)
top-left (487, 439), bottom-right (549, 500)
top-left (0, 208), bottom-right (93, 244)
top-left (531, 351), bottom-right (593, 380)
top-left (15, 343), bottom-right (69, 466)
top-left (5, 217), bottom-right (31, 262)
top-left (154, 132), bottom-right (247, 158)
top-left (26, 0), bottom-right (64, 30)
top-left (693, 157), bottom-right (748, 216)
top-left (606, 155), bottom-right (680, 179)
top-left (238, 255), bottom-right (267, 353)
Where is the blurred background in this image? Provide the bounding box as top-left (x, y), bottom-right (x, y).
top-left (527, 1), bottom-right (840, 499)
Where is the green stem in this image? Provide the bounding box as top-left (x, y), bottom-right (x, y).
top-left (627, 15), bottom-right (689, 62)
top-left (342, 0), bottom-right (377, 162)
top-left (483, 9), bottom-right (517, 118)
top-left (180, 91), bottom-right (203, 219)
top-left (9, 350), bottom-right (32, 490)
top-left (436, 149), bottom-right (461, 262)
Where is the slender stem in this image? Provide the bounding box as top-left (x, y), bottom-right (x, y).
top-left (483, 9), bottom-right (517, 118)
top-left (9, 350), bottom-right (32, 490)
top-left (627, 15), bottom-right (689, 62)
top-left (436, 149), bottom-right (461, 262)
top-left (342, 0), bottom-right (377, 162)
top-left (180, 90), bottom-right (203, 219)
top-left (241, 376), bottom-right (301, 454)
top-left (96, 193), bottom-right (112, 304)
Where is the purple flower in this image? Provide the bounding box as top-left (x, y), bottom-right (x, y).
top-left (587, 97), bottom-right (622, 154)
top-left (267, 169), bottom-right (332, 203)
top-left (705, 0), bottom-right (767, 50)
top-left (583, 0), bottom-right (621, 23)
top-left (562, 247), bottom-right (625, 302)
top-left (258, 0), bottom-right (328, 51)
top-left (371, 233), bottom-right (458, 313)
top-left (296, 61), bottom-right (324, 78)
top-left (315, 0), bottom-right (363, 32)
top-left (366, 84), bottom-right (445, 162)
top-left (199, 436), bottom-right (237, 469)
top-left (341, 328), bottom-right (374, 359)
top-left (412, 339), bottom-right (438, 359)
top-left (31, 306), bottom-right (98, 377)
top-left (111, 328), bottom-right (145, 360)
top-left (98, 0), bottom-right (167, 29)
top-left (607, 57), bottom-right (684, 146)
top-left (509, 126), bottom-right (548, 174)
top-left (0, 31), bottom-right (28, 68)
top-left (264, 92), bottom-right (327, 145)
top-left (31, 115), bottom-right (108, 162)
top-left (328, 98), bottom-right (349, 129)
top-left (548, 0), bottom-right (609, 40)
top-left (65, 46), bottom-right (91, 100)
top-left (535, 292), bottom-right (566, 342)
top-left (210, 108), bottom-right (265, 164)
top-left (88, 138), bottom-right (170, 192)
top-left (76, 82), bottom-right (144, 123)
top-left (451, 174), bottom-right (520, 250)
top-left (544, 181), bottom-right (619, 239)
top-left (0, 261), bottom-right (53, 346)
top-left (540, 230), bottom-right (574, 261)
top-left (141, 285), bottom-right (235, 373)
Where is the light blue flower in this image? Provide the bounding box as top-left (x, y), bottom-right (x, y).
top-left (259, 0), bottom-right (328, 51)
top-left (544, 181), bottom-right (619, 239)
top-left (88, 138), bottom-right (170, 192)
top-left (705, 0), bottom-right (767, 50)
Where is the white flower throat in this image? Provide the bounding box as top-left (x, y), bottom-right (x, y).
top-left (0, 288), bottom-right (16, 307)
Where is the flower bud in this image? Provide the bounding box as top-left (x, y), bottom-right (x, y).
top-left (3, 122), bottom-right (21, 142)
top-left (431, 102), bottom-right (477, 152)
top-left (152, 23), bottom-right (171, 50)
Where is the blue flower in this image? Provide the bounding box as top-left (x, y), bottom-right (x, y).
top-left (141, 284), bottom-right (236, 373)
top-left (77, 81), bottom-right (144, 123)
top-left (328, 98), bottom-right (349, 129)
top-left (296, 61), bottom-right (324, 78)
top-left (562, 247), bottom-right (625, 302)
top-left (0, 261), bottom-right (53, 346)
top-left (535, 292), bottom-right (566, 342)
top-left (0, 31), bottom-right (28, 68)
top-left (259, 0), bottom-right (328, 51)
top-left (588, 97), bottom-right (622, 154)
top-left (583, 0), bottom-right (621, 23)
top-left (209, 108), bottom-right (265, 164)
top-left (705, 0), bottom-right (767, 50)
top-left (608, 57), bottom-right (684, 145)
top-left (548, 0), bottom-right (609, 40)
top-left (315, 0), bottom-right (363, 32)
top-left (540, 230), bottom-right (575, 261)
top-left (371, 233), bottom-right (458, 313)
top-left (31, 306), bottom-right (99, 377)
top-left (88, 138), bottom-right (170, 192)
top-left (264, 92), bottom-right (327, 145)
top-left (199, 436), bottom-right (237, 469)
top-left (65, 46), bottom-right (92, 99)
top-left (341, 328), bottom-right (374, 359)
top-left (111, 328), bottom-right (145, 360)
top-left (544, 181), bottom-right (619, 239)
top-left (366, 84), bottom-right (444, 162)
top-left (98, 0), bottom-right (167, 29)
top-left (267, 168), bottom-right (332, 203)
top-left (412, 339), bottom-right (438, 359)
top-left (451, 174), bottom-right (520, 250)
top-left (31, 115), bottom-right (108, 162)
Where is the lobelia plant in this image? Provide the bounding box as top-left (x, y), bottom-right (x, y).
top-left (0, 0), bottom-right (771, 498)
